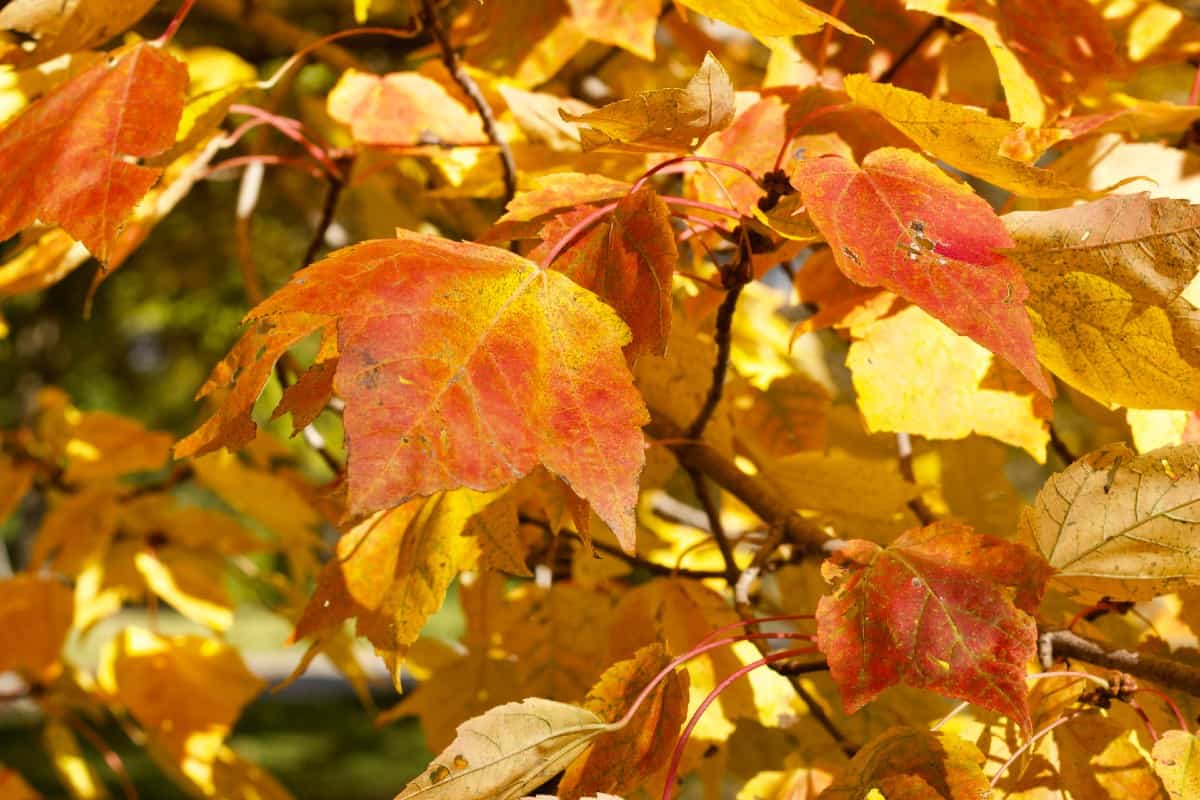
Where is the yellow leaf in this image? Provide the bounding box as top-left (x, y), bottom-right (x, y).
top-left (1128, 408), bottom-right (1193, 453)
top-left (561, 52), bottom-right (735, 152)
top-left (675, 0), bottom-right (863, 44)
top-left (847, 306), bottom-right (1050, 461)
top-left (844, 74), bottom-right (1091, 198)
top-left (0, 574), bottom-right (72, 680)
top-left (98, 628), bottom-right (263, 793)
top-left (291, 493), bottom-right (483, 689)
top-left (1153, 729), bottom-right (1200, 800)
top-left (354, 0), bottom-right (371, 23)
top-left (133, 549), bottom-right (235, 631)
top-left (397, 698), bottom-right (607, 800)
top-left (763, 452), bottom-right (920, 542)
top-left (819, 727), bottom-right (990, 800)
top-left (1020, 441), bottom-right (1200, 600)
top-left (1005, 193), bottom-right (1200, 409)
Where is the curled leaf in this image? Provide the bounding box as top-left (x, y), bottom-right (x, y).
top-left (395, 698), bottom-right (608, 800)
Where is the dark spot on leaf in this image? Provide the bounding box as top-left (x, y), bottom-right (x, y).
top-left (840, 246), bottom-right (862, 265)
top-left (429, 765), bottom-right (450, 784)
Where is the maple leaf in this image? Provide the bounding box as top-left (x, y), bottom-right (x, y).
top-left (794, 146), bottom-right (1052, 397)
top-left (291, 493), bottom-right (488, 688)
top-left (238, 231), bottom-right (648, 548)
top-left (1004, 193), bottom-right (1200, 409)
top-left (909, 0), bottom-right (1122, 126)
top-left (558, 643), bottom-right (689, 800)
top-left (0, 42), bottom-right (188, 262)
top-left (843, 75), bottom-right (1093, 198)
top-left (816, 521), bottom-right (1052, 731)
top-left (1019, 442), bottom-right (1200, 601)
top-left (174, 314), bottom-right (331, 459)
top-left (530, 186), bottom-right (677, 360)
top-left (847, 305), bottom-right (1052, 461)
top-left (561, 52), bottom-right (735, 152)
top-left (820, 727), bottom-right (991, 800)
top-left (327, 70), bottom-right (487, 147)
top-left (395, 698), bottom-right (608, 800)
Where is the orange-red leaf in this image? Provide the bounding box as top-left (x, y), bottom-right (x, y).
top-left (794, 147), bottom-right (1051, 397)
top-left (815, 521), bottom-right (1051, 732)
top-left (0, 42), bottom-right (187, 261)
top-left (558, 643), bottom-right (689, 800)
top-left (247, 232), bottom-right (648, 547)
top-left (531, 186), bottom-right (676, 360)
top-left (326, 69), bottom-right (486, 147)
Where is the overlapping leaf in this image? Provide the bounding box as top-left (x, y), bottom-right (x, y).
top-left (0, 0), bottom-right (157, 66)
top-left (561, 52), bottom-right (734, 152)
top-left (843, 75), bottom-right (1091, 198)
top-left (567, 0), bottom-right (659, 60)
top-left (820, 727), bottom-right (992, 800)
top-left (558, 644), bottom-right (688, 800)
top-left (675, 0), bottom-right (862, 42)
top-left (1005, 193), bottom-right (1200, 409)
top-left (531, 186), bottom-right (676, 360)
top-left (394, 698), bottom-right (608, 800)
top-left (847, 306), bottom-right (1051, 460)
top-left (1020, 442), bottom-right (1200, 600)
top-left (909, 0), bottom-right (1122, 125)
top-left (794, 147), bottom-right (1051, 396)
top-left (221, 232), bottom-right (647, 548)
top-left (327, 70), bottom-right (487, 147)
top-left (0, 41), bottom-right (188, 261)
top-left (816, 521), bottom-right (1052, 731)
top-left (1154, 730), bottom-right (1200, 800)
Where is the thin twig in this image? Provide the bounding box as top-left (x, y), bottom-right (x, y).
top-left (687, 470), bottom-right (741, 587)
top-left (419, 0), bottom-right (518, 205)
top-left (896, 432), bottom-right (936, 525)
top-left (300, 167), bottom-right (349, 267)
top-left (1041, 629), bottom-right (1200, 699)
top-left (198, 0), bottom-right (365, 71)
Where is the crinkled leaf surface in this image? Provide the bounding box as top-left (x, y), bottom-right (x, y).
top-left (202, 232), bottom-right (649, 548)
top-left (847, 305), bottom-right (1051, 460)
top-left (0, 42), bottom-right (187, 261)
top-left (1153, 729), bottom-right (1200, 800)
top-left (531, 186), bottom-right (676, 360)
top-left (558, 643), bottom-right (688, 800)
top-left (327, 70), bottom-right (487, 147)
top-left (820, 727), bottom-right (991, 800)
top-left (843, 75), bottom-right (1090, 198)
top-left (1004, 193), bottom-right (1200, 409)
top-left (816, 521), bottom-right (1050, 731)
top-left (1020, 442), bottom-right (1200, 601)
top-left (561, 52), bottom-right (734, 152)
top-left (394, 698), bottom-right (607, 800)
top-left (794, 147), bottom-right (1050, 396)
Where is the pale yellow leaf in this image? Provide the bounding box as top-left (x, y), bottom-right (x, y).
top-left (1153, 729), bottom-right (1200, 800)
top-left (395, 698), bottom-right (607, 800)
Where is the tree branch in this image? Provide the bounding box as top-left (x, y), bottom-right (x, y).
top-left (418, 0), bottom-right (518, 205)
top-left (647, 418), bottom-right (833, 557)
top-left (1040, 629), bottom-right (1200, 700)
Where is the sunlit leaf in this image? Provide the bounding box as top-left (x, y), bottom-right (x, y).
top-left (675, 0), bottom-right (862, 43)
top-left (327, 70), bottom-right (487, 147)
top-left (395, 698), bottom-right (608, 800)
top-left (847, 305), bottom-right (1051, 460)
top-left (816, 521), bottom-right (1051, 731)
top-left (843, 75), bottom-right (1092, 198)
top-left (1005, 193), bottom-right (1200, 409)
top-left (561, 52), bottom-right (735, 152)
top-left (558, 643), bottom-right (688, 799)
top-left (238, 232), bottom-right (648, 548)
top-left (0, 42), bottom-right (187, 261)
top-left (1020, 441), bottom-right (1200, 600)
top-left (1153, 729), bottom-right (1200, 800)
top-left (795, 147), bottom-right (1050, 396)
